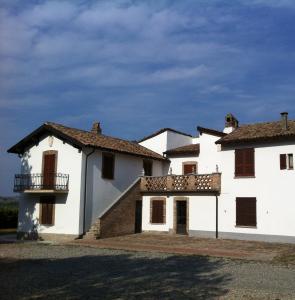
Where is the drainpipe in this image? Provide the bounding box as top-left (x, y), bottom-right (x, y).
top-left (215, 194), bottom-right (219, 239)
top-left (82, 148), bottom-right (95, 235)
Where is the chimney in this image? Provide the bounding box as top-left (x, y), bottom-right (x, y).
top-left (280, 112), bottom-right (288, 131)
top-left (223, 113), bottom-right (239, 134)
top-left (91, 122), bottom-right (102, 134)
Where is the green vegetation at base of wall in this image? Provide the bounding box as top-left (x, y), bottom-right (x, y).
top-left (0, 202), bottom-right (18, 229)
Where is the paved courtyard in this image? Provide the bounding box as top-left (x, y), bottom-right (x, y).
top-left (0, 237), bottom-right (295, 299)
top-left (75, 233), bottom-right (295, 264)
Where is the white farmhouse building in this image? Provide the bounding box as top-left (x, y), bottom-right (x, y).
top-left (8, 112), bottom-right (295, 243)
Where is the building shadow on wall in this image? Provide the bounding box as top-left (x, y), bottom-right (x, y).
top-left (0, 252), bottom-right (231, 299)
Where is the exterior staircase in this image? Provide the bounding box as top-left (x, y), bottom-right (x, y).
top-left (83, 178), bottom-right (141, 240)
top-left (83, 219), bottom-right (100, 240)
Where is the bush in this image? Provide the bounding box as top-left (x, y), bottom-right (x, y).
top-left (0, 202), bottom-right (18, 229)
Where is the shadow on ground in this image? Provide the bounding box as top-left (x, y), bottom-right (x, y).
top-left (0, 252), bottom-right (231, 299)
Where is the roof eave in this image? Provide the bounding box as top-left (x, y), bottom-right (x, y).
top-left (7, 124), bottom-right (84, 154)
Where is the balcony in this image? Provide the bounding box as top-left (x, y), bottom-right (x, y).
top-left (140, 173), bottom-right (221, 194)
top-left (14, 173), bottom-right (69, 193)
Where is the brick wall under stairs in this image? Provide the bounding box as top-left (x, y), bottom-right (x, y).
top-left (83, 178), bottom-right (141, 240)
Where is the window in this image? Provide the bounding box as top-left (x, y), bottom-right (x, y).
top-left (40, 196), bottom-right (55, 226)
top-left (280, 154), bottom-right (293, 170)
top-left (236, 197), bottom-right (256, 227)
top-left (150, 198), bottom-right (166, 224)
top-left (102, 153), bottom-right (115, 179)
top-left (235, 148), bottom-right (255, 177)
top-left (143, 160), bottom-right (153, 176)
top-left (183, 163), bottom-right (197, 175)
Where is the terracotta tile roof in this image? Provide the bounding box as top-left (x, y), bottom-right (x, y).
top-left (216, 120), bottom-right (295, 145)
top-left (7, 122), bottom-right (167, 161)
top-left (138, 128), bottom-right (192, 143)
top-left (164, 144), bottom-right (200, 156)
top-left (197, 126), bottom-right (227, 137)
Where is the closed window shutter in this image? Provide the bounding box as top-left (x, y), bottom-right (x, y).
top-left (235, 148), bottom-right (254, 176)
top-left (236, 197), bottom-right (256, 227)
top-left (235, 150), bottom-right (244, 176)
top-left (151, 200), bottom-right (165, 223)
top-left (183, 164), bottom-right (197, 175)
top-left (280, 154), bottom-right (287, 170)
top-left (40, 196), bottom-right (55, 225)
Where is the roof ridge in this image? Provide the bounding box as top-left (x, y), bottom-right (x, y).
top-left (138, 127), bottom-right (192, 143)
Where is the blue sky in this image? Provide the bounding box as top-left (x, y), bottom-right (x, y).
top-left (1, 0), bottom-right (295, 195)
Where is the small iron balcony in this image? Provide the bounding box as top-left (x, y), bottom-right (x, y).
top-left (13, 173), bottom-right (69, 193)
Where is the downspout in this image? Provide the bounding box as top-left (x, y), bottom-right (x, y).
top-left (82, 148), bottom-right (95, 235)
top-left (215, 194), bottom-right (219, 239)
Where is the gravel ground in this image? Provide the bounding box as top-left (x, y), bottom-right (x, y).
top-left (0, 242), bottom-right (295, 300)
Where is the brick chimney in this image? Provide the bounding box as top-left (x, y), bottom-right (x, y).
top-left (280, 112), bottom-right (288, 131)
top-left (223, 113), bottom-right (239, 134)
top-left (91, 122), bottom-right (102, 134)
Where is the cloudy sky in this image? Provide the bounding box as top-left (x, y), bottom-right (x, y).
top-left (1, 0), bottom-right (295, 195)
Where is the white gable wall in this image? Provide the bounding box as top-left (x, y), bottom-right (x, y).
top-left (139, 131), bottom-right (168, 155)
top-left (139, 130), bottom-right (193, 156)
top-left (18, 135), bottom-right (84, 236)
top-left (166, 131), bottom-right (193, 150)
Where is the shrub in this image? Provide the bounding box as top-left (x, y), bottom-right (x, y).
top-left (0, 202), bottom-right (18, 229)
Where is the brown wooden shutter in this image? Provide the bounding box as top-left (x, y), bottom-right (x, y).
top-left (43, 153), bottom-right (56, 188)
top-left (236, 197), bottom-right (256, 227)
top-left (40, 196), bottom-right (55, 225)
top-left (280, 154), bottom-right (287, 170)
top-left (151, 200), bottom-right (165, 223)
top-left (235, 148), bottom-right (254, 176)
top-left (183, 164), bottom-right (197, 175)
top-left (102, 153), bottom-right (115, 179)
top-left (235, 149), bottom-right (244, 176)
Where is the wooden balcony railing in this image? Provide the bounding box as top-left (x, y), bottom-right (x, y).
top-left (140, 173), bottom-right (221, 193)
top-left (14, 173), bottom-right (69, 193)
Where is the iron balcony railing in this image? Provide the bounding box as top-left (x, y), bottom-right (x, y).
top-left (14, 173), bottom-right (69, 192)
top-left (140, 173), bottom-right (221, 193)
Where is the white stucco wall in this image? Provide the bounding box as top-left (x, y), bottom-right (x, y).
top-left (166, 131), bottom-right (193, 151)
top-left (142, 195), bottom-right (216, 234)
top-left (139, 132), bottom-right (168, 155)
top-left (18, 135), bottom-right (83, 236)
top-left (85, 151), bottom-right (164, 230)
top-left (169, 156), bottom-right (199, 175)
top-left (197, 133), bottom-right (220, 174)
top-left (219, 142), bottom-right (295, 239)
top-left (139, 130), bottom-right (193, 155)
top-left (142, 195), bottom-right (173, 232)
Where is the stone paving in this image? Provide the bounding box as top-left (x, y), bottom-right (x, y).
top-left (74, 233), bottom-right (295, 264)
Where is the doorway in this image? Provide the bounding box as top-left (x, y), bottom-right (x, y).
top-left (135, 200), bottom-right (142, 233)
top-left (43, 151), bottom-right (57, 189)
top-left (176, 201), bottom-right (187, 234)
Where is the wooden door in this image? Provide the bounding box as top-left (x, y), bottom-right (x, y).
top-left (43, 153), bottom-right (56, 189)
top-left (135, 200), bottom-right (142, 233)
top-left (176, 201), bottom-right (187, 234)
